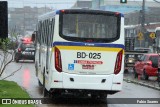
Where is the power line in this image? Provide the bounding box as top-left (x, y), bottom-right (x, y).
top-left (153, 0), bottom-right (160, 3)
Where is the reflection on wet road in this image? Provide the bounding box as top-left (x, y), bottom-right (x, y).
top-left (4, 61), bottom-right (43, 98)
top-left (23, 68), bottom-right (30, 89)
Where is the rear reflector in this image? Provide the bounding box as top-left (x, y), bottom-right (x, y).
top-left (113, 82), bottom-right (121, 84)
top-left (54, 80), bottom-right (59, 82)
top-left (114, 50), bottom-right (123, 74)
top-left (55, 47), bottom-right (62, 72)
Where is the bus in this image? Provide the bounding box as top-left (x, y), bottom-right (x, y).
top-left (34, 9), bottom-right (125, 99)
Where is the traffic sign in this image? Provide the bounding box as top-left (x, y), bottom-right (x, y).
top-left (138, 32), bottom-right (144, 40)
top-left (149, 32), bottom-right (156, 39)
top-left (138, 32), bottom-right (143, 37)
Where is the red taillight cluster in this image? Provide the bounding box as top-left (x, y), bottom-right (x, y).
top-left (18, 48), bottom-right (21, 52)
top-left (61, 10), bottom-right (65, 13)
top-left (114, 50), bottom-right (123, 74)
top-left (55, 47), bottom-right (62, 72)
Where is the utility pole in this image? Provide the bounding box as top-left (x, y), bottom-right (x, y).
top-left (141, 0), bottom-right (148, 47)
top-left (141, 0), bottom-right (145, 32)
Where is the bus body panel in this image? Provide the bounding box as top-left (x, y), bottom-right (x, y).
top-left (62, 73), bottom-right (113, 90)
top-left (35, 9), bottom-right (125, 95)
top-left (48, 69), bottom-right (123, 91)
top-left (48, 43), bottom-right (124, 91)
top-left (111, 73), bottom-right (123, 90)
top-left (55, 45), bottom-right (123, 75)
top-left (49, 70), bottom-right (63, 89)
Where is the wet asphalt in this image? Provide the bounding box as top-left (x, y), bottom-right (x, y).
top-left (124, 70), bottom-right (160, 91)
top-left (0, 60), bottom-right (160, 107)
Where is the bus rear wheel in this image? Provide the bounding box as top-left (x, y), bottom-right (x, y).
top-left (43, 75), bottom-right (48, 97)
top-left (49, 90), bottom-right (62, 99)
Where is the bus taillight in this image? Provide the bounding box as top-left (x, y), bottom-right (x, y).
top-left (61, 10), bottom-right (65, 13)
top-left (114, 50), bottom-right (123, 74)
top-left (55, 47), bottom-right (62, 72)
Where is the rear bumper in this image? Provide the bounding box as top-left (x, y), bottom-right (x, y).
top-left (22, 55), bottom-right (35, 60)
top-left (49, 71), bottom-right (123, 92)
top-left (17, 53), bottom-right (35, 60)
top-left (62, 73), bottom-right (113, 90)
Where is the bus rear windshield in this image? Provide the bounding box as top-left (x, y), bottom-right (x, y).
top-left (59, 10), bottom-right (121, 43)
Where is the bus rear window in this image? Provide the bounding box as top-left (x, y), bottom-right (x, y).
top-left (59, 10), bottom-right (121, 43)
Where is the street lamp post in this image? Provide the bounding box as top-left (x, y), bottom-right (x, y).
top-left (141, 0), bottom-right (148, 47)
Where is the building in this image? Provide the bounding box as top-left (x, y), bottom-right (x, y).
top-left (8, 6), bottom-right (52, 35)
top-left (73, 0), bottom-right (160, 25)
top-left (72, 0), bottom-right (92, 8)
top-left (73, 0), bottom-right (160, 48)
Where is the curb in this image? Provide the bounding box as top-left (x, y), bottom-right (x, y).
top-left (123, 78), bottom-right (160, 91)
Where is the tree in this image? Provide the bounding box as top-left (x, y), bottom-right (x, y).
top-left (9, 26), bottom-right (20, 49)
top-left (0, 38), bottom-right (22, 79)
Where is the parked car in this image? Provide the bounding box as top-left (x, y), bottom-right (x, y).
top-left (134, 53), bottom-right (158, 80)
top-left (124, 50), bottom-right (147, 72)
top-left (14, 38), bottom-right (35, 62)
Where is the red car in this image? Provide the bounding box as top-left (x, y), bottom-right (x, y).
top-left (134, 53), bottom-right (158, 80)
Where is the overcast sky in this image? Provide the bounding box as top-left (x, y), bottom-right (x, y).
top-left (4, 0), bottom-right (77, 9)
top-left (2, 0), bottom-right (160, 9)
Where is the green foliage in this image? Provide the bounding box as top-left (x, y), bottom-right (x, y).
top-left (0, 38), bottom-right (17, 50)
top-left (0, 38), bottom-right (11, 51)
top-left (0, 38), bottom-right (16, 77)
top-left (0, 80), bottom-right (30, 98)
top-left (0, 80), bottom-right (34, 107)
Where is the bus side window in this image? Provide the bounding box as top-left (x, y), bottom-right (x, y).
top-left (44, 20), bottom-right (48, 45)
top-left (41, 21), bottom-right (45, 44)
top-left (46, 19), bottom-right (50, 46)
top-left (38, 21), bottom-right (42, 44)
top-left (50, 18), bottom-right (55, 46)
top-left (48, 19), bottom-right (52, 46)
top-left (43, 20), bottom-right (47, 45)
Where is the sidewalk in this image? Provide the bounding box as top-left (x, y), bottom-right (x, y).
top-left (123, 71), bottom-right (160, 91)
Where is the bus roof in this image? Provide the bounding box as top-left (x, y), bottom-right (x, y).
top-left (38, 10), bottom-right (57, 21)
top-left (38, 9), bottom-right (124, 21)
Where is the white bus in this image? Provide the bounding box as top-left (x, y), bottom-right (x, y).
top-left (34, 9), bottom-right (125, 99)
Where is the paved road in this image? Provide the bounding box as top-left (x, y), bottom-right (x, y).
top-left (1, 61), bottom-right (160, 107)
